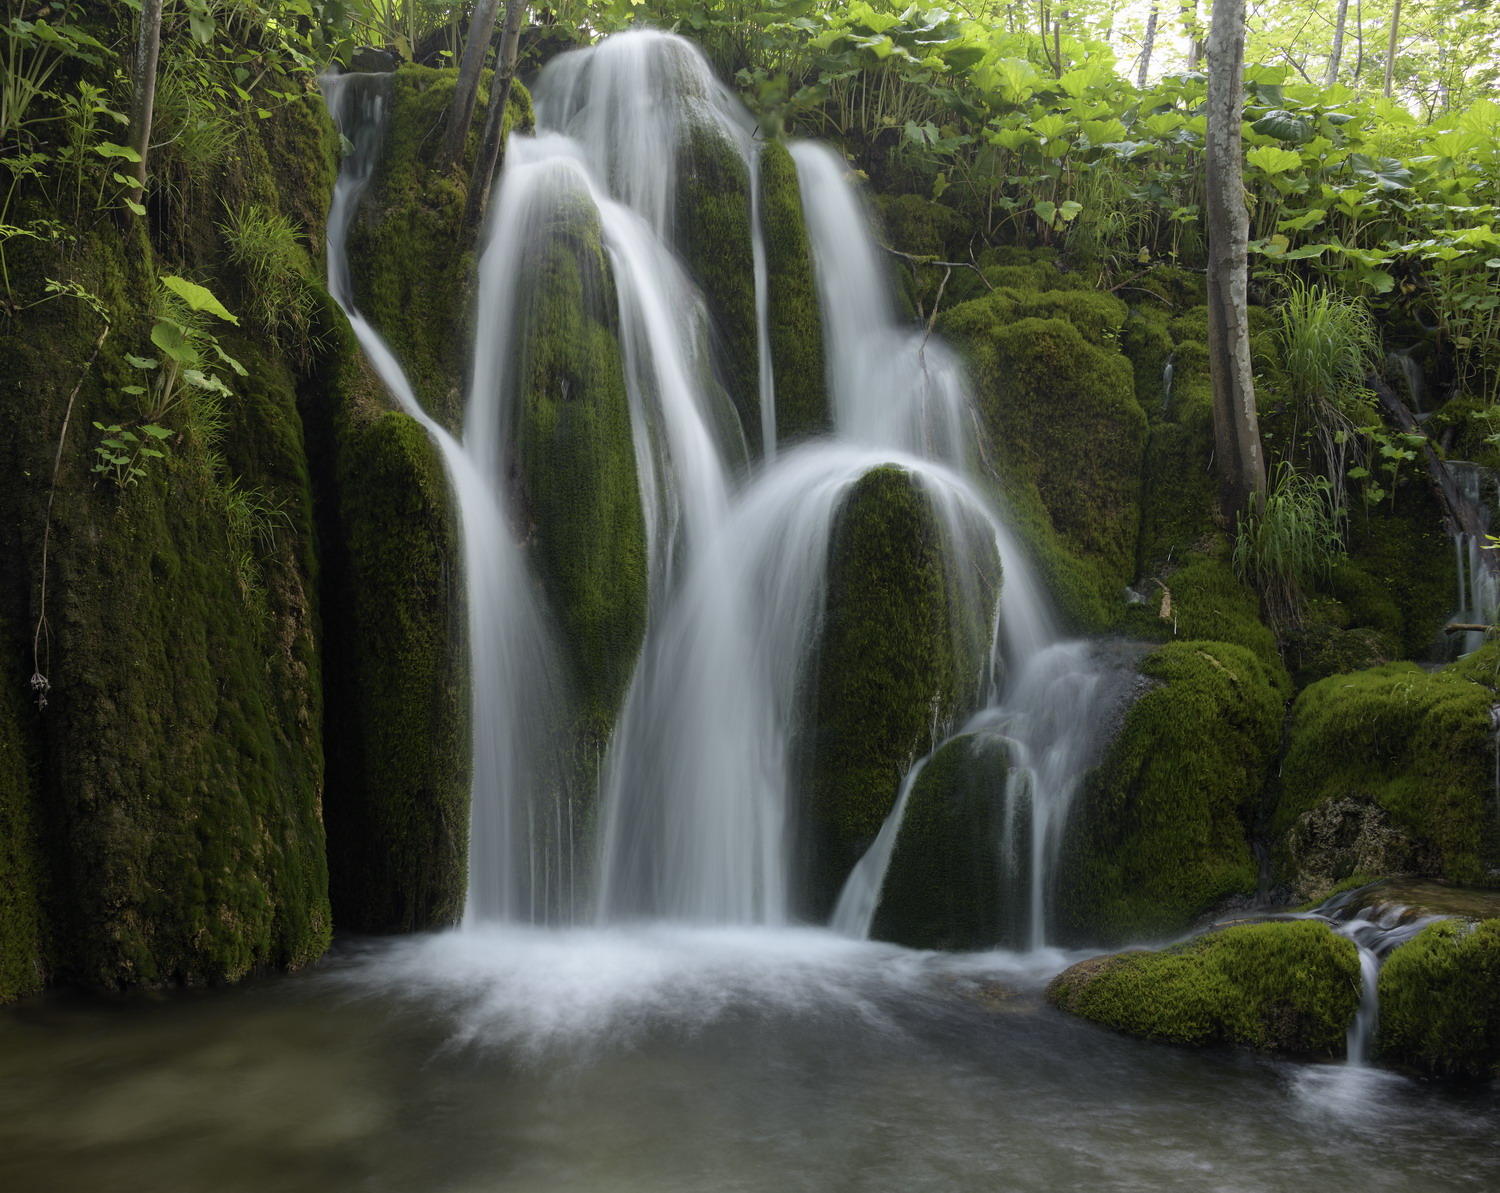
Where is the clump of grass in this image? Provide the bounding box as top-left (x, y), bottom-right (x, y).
top-left (219, 202), bottom-right (318, 355)
top-left (1234, 462), bottom-right (1345, 629)
top-left (1271, 280), bottom-right (1381, 512)
top-left (217, 471), bottom-right (291, 611)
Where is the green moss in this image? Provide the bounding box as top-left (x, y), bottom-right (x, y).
top-left (1055, 641), bottom-right (1283, 945)
top-left (760, 140), bottom-right (829, 442)
top-left (678, 118), bottom-right (759, 450)
top-left (802, 466), bottom-right (983, 915)
top-left (1275, 662), bottom-right (1500, 889)
top-left (1378, 919), bottom-right (1500, 1079)
top-left (314, 321), bottom-right (468, 932)
top-left (511, 191), bottom-right (648, 734)
top-left (1047, 920), bottom-right (1361, 1056)
top-left (1340, 502), bottom-right (1456, 659)
top-left (1119, 305), bottom-right (1174, 417)
top-left (347, 66), bottom-right (532, 431)
top-left (872, 733), bottom-right (1016, 950)
top-left (940, 301), bottom-right (1145, 632)
top-left (0, 613), bottom-right (43, 1002)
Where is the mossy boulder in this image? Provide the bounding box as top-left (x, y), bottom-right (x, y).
top-left (312, 323), bottom-right (468, 933)
top-left (1378, 919), bottom-right (1500, 1079)
top-left (759, 139), bottom-right (828, 442)
top-left (941, 296), bottom-right (1145, 631)
top-left (1118, 554), bottom-right (1284, 678)
top-left (1055, 641), bottom-right (1283, 946)
top-left (509, 189), bottom-right (648, 736)
top-left (872, 733), bottom-right (1016, 950)
top-left (1275, 662), bottom-right (1500, 893)
top-left (1340, 502), bottom-right (1457, 659)
top-left (1047, 920), bottom-right (1361, 1056)
top-left (346, 66), bottom-right (533, 430)
top-left (802, 466), bottom-right (989, 915)
top-left (677, 118), bottom-right (759, 449)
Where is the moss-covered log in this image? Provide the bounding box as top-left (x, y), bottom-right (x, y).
top-left (1047, 920), bottom-right (1361, 1056)
top-left (1054, 641), bottom-right (1283, 945)
top-left (759, 140), bottom-right (828, 442)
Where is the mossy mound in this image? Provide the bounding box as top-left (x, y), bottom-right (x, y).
top-left (759, 140), bottom-right (829, 442)
top-left (1275, 662), bottom-right (1500, 892)
top-left (1055, 641), bottom-right (1283, 946)
top-left (802, 466), bottom-right (988, 915)
top-left (1378, 919), bottom-right (1500, 1079)
top-left (510, 190), bottom-right (648, 736)
top-left (941, 296), bottom-right (1145, 632)
top-left (347, 66), bottom-right (533, 430)
top-left (872, 733), bottom-right (1016, 950)
top-left (1340, 502), bottom-right (1457, 660)
top-left (1047, 920), bottom-right (1361, 1056)
top-left (677, 118), bottom-right (759, 448)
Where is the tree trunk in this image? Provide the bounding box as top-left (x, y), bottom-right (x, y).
top-left (442, 0), bottom-right (505, 170)
top-left (1182, 1), bottom-right (1203, 71)
top-left (125, 0), bottom-right (163, 198)
top-left (1204, 0), bottom-right (1266, 525)
top-left (464, 0), bottom-right (526, 229)
top-left (1353, 0), bottom-right (1365, 80)
top-left (1325, 0), bottom-right (1349, 86)
top-left (1137, 3), bottom-right (1159, 88)
top-left (1384, 0), bottom-right (1402, 98)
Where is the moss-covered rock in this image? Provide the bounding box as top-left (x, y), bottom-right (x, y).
top-left (872, 733), bottom-right (1016, 950)
top-left (1275, 662), bottom-right (1500, 892)
top-left (941, 297), bottom-right (1145, 632)
top-left (1340, 502), bottom-right (1457, 660)
top-left (802, 466), bottom-right (985, 915)
top-left (510, 189), bottom-right (648, 735)
top-left (347, 66), bottom-right (533, 431)
top-left (1047, 920), bottom-right (1361, 1056)
top-left (1118, 554), bottom-right (1285, 678)
top-left (677, 117), bottom-right (759, 448)
top-left (1378, 918), bottom-right (1500, 1079)
top-left (1055, 641), bottom-right (1283, 945)
top-left (759, 140), bottom-right (828, 442)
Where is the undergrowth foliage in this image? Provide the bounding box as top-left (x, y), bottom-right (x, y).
top-left (1234, 463), bottom-right (1345, 629)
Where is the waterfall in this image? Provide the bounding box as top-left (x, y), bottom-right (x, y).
top-left (1296, 887), bottom-right (1443, 1066)
top-left (326, 30), bottom-right (1116, 946)
top-left (323, 73), bottom-right (574, 926)
top-left (1447, 461), bottom-right (1499, 656)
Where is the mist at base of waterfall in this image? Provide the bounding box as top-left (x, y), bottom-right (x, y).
top-left (3, 937), bottom-right (1498, 1193)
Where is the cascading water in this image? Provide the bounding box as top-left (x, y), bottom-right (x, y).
top-left (1447, 461), bottom-right (1500, 656)
top-left (326, 29), bottom-right (1116, 947)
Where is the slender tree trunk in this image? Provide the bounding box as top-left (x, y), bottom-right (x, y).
top-left (1205, 0), bottom-right (1266, 524)
top-left (126, 0), bottom-right (163, 198)
top-left (1353, 0), bottom-right (1365, 79)
top-left (442, 0), bottom-right (505, 170)
top-left (1384, 0), bottom-right (1402, 98)
top-left (1182, 1), bottom-right (1203, 71)
top-left (1325, 0), bottom-right (1349, 85)
top-left (1137, 3), bottom-right (1159, 88)
top-left (465, 0), bottom-right (526, 229)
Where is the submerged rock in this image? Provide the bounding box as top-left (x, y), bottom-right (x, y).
top-left (1046, 920), bottom-right (1361, 1056)
top-left (1378, 918), bottom-right (1500, 1079)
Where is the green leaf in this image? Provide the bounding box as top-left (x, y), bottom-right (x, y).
top-left (160, 276), bottom-right (238, 323)
top-left (141, 424), bottom-right (174, 440)
top-left (150, 319), bottom-right (194, 363)
top-left (124, 353), bottom-right (158, 369)
top-left (1245, 145), bottom-right (1303, 175)
top-left (1251, 110), bottom-right (1314, 144)
top-left (93, 142), bottom-right (141, 162)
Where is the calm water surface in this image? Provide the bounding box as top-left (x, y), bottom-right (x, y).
top-left (2, 926), bottom-right (1495, 1192)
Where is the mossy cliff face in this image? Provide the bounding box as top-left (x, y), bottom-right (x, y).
top-left (759, 140), bottom-right (829, 442)
top-left (310, 315), bottom-right (467, 934)
top-left (871, 733), bottom-right (1016, 950)
top-left (1378, 918), bottom-right (1500, 1080)
top-left (346, 66), bottom-right (533, 431)
top-left (1046, 920), bottom-right (1361, 1056)
top-left (0, 227), bottom-right (330, 991)
top-left (676, 118), bottom-right (759, 448)
top-left (801, 466), bottom-right (984, 915)
top-left (0, 612), bottom-right (43, 1001)
top-left (1275, 661), bottom-right (1500, 896)
top-left (509, 191), bottom-right (648, 738)
top-left (1054, 642), bottom-right (1283, 946)
top-left (940, 292), bottom-right (1146, 631)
